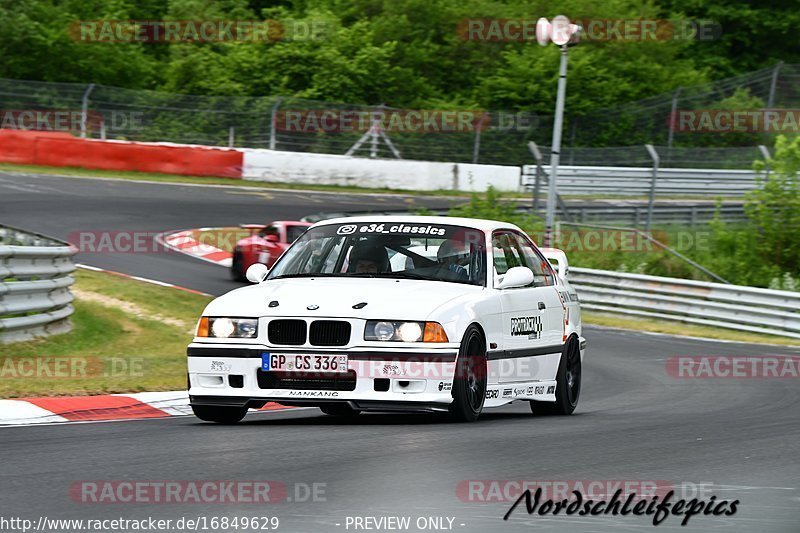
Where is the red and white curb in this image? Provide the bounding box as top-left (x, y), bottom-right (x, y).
top-left (76, 264), bottom-right (213, 297)
top-left (0, 391), bottom-right (296, 426)
top-left (157, 228), bottom-right (233, 267)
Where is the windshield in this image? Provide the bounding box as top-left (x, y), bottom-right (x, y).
top-left (267, 222), bottom-right (487, 286)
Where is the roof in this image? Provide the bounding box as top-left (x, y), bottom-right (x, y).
top-left (311, 215), bottom-right (522, 233)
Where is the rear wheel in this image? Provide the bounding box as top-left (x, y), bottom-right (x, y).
top-left (530, 335), bottom-right (581, 415)
top-left (320, 403), bottom-right (361, 417)
top-left (449, 325), bottom-right (487, 422)
top-left (192, 404), bottom-right (248, 424)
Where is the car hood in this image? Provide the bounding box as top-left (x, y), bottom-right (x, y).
top-left (203, 277), bottom-right (483, 320)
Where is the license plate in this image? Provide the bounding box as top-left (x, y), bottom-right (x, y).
top-left (262, 353), bottom-right (348, 373)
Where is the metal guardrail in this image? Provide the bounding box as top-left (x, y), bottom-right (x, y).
top-left (522, 165), bottom-right (761, 197)
top-left (303, 203), bottom-right (747, 226)
top-left (569, 267), bottom-right (800, 340)
top-left (0, 225), bottom-right (76, 343)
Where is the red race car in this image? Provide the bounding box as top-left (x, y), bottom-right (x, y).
top-left (230, 221), bottom-right (312, 281)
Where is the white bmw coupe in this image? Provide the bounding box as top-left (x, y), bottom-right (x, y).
top-left (187, 216), bottom-right (585, 423)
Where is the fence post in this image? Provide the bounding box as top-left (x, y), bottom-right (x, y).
top-left (80, 83), bottom-right (95, 139)
top-left (644, 144), bottom-right (660, 234)
top-left (766, 62), bottom-right (783, 109)
top-left (472, 123), bottom-right (482, 164)
top-left (269, 97), bottom-right (281, 150)
top-left (228, 126), bottom-right (235, 148)
top-left (758, 145), bottom-right (771, 179)
top-left (666, 87), bottom-right (682, 163)
top-left (527, 142), bottom-right (543, 212)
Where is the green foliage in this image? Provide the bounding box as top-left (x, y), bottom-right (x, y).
top-left (0, 0), bottom-right (796, 114)
top-left (448, 186), bottom-right (541, 233)
top-left (682, 135), bottom-right (800, 288)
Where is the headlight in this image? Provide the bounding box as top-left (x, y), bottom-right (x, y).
top-left (364, 321), bottom-right (448, 342)
top-left (196, 317), bottom-right (258, 338)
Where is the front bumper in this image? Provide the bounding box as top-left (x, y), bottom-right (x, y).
top-left (187, 343), bottom-right (459, 410)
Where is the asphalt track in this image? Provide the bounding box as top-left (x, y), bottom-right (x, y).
top-left (1, 171), bottom-right (799, 533)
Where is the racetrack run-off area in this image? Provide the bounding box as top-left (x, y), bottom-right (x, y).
top-left (1, 171), bottom-right (799, 532)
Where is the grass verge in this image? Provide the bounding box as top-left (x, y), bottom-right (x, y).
top-left (583, 311), bottom-right (799, 346)
top-left (0, 269), bottom-right (212, 398)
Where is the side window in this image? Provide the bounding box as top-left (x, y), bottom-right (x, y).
top-left (260, 225), bottom-right (279, 239)
top-left (513, 232), bottom-right (556, 286)
top-left (286, 225), bottom-right (307, 243)
top-left (492, 232), bottom-right (524, 276)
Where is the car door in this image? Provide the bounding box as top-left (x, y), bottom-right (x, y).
top-left (492, 230), bottom-right (561, 384)
top-left (509, 231), bottom-right (565, 382)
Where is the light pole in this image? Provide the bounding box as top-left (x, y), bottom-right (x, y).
top-left (536, 16), bottom-right (580, 246)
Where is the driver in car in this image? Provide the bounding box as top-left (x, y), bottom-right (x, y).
top-left (349, 240), bottom-right (390, 274)
top-left (437, 239), bottom-right (470, 280)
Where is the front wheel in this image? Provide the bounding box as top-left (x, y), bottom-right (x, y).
top-left (192, 404), bottom-right (248, 424)
top-left (449, 325), bottom-right (487, 422)
top-left (530, 335), bottom-right (581, 416)
top-left (230, 252), bottom-right (245, 281)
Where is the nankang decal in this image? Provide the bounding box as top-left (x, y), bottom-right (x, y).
top-left (287, 391), bottom-right (339, 397)
top-left (511, 316), bottom-right (542, 340)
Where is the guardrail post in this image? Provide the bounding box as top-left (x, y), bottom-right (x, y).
top-left (228, 126), bottom-right (235, 148)
top-left (644, 144), bottom-right (660, 234)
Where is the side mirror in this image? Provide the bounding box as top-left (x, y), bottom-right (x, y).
top-left (496, 266), bottom-right (534, 289)
top-left (245, 263), bottom-right (269, 283)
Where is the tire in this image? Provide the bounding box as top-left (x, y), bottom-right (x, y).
top-left (319, 403), bottom-right (361, 416)
top-left (230, 252), bottom-right (245, 281)
top-left (192, 404), bottom-right (248, 424)
top-left (449, 325), bottom-right (487, 422)
top-left (530, 335), bottom-right (581, 416)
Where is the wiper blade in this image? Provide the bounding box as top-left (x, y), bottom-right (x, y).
top-left (269, 273), bottom-right (338, 279)
top-left (377, 271), bottom-right (429, 280)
